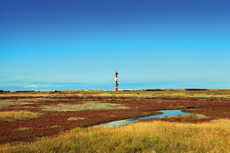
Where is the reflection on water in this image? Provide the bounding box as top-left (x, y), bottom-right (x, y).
top-left (97, 110), bottom-right (189, 128)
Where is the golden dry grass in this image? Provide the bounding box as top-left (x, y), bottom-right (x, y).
top-left (2, 119), bottom-right (230, 152)
top-left (0, 110), bottom-right (40, 122)
top-left (40, 101), bottom-right (130, 111)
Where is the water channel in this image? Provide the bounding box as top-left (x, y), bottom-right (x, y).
top-left (97, 110), bottom-right (189, 128)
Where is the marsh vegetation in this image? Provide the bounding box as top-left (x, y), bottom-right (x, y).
top-left (0, 89), bottom-right (230, 152)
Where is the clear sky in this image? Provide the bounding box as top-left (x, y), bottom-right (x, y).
top-left (1, 0), bottom-right (230, 91)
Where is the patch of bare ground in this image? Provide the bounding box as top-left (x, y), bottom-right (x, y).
top-left (0, 98), bottom-right (57, 109)
top-left (40, 101), bottom-right (130, 111)
top-left (158, 113), bottom-right (210, 120)
top-left (0, 101), bottom-right (34, 109)
top-left (1, 98), bottom-right (53, 103)
top-left (67, 117), bottom-right (85, 121)
top-left (45, 125), bottom-right (63, 129)
top-left (14, 127), bottom-right (32, 131)
top-left (143, 113), bottom-right (212, 123)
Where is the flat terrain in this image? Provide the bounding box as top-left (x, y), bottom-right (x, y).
top-left (0, 89), bottom-right (230, 152)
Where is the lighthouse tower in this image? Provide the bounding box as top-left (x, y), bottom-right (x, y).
top-left (114, 71), bottom-right (119, 91)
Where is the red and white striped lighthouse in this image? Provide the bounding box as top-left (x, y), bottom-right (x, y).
top-left (114, 71), bottom-right (119, 91)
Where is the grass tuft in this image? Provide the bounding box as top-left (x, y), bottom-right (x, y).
top-left (0, 110), bottom-right (40, 122)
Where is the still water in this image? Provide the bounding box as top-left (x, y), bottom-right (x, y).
top-left (97, 110), bottom-right (189, 128)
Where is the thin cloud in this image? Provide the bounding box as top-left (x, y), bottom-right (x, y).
top-left (24, 85), bottom-right (37, 88)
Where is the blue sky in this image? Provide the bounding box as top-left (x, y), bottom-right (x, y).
top-left (1, 0), bottom-right (230, 91)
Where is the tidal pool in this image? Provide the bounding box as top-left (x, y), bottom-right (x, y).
top-left (97, 110), bottom-right (189, 128)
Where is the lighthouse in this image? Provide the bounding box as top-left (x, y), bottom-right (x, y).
top-left (114, 71), bottom-right (119, 91)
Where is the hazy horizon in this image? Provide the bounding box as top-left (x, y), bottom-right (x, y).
top-left (1, 0), bottom-right (229, 91)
